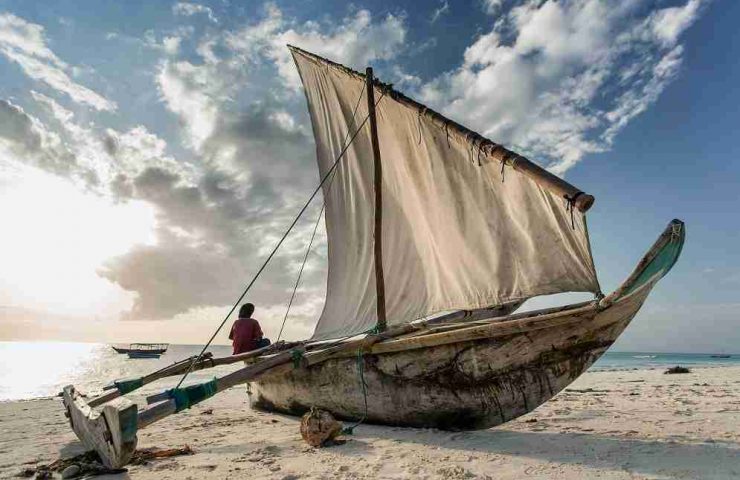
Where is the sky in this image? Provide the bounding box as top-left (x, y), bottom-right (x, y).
top-left (0, 0), bottom-right (737, 351)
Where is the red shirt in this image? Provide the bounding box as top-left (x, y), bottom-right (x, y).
top-left (229, 317), bottom-right (263, 354)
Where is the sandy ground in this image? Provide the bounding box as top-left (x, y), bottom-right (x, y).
top-left (1, 366), bottom-right (739, 480)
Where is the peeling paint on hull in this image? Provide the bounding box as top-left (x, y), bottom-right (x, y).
top-left (249, 288), bottom-right (649, 430)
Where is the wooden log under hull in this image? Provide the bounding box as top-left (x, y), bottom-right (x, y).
top-left (249, 286), bottom-right (651, 430)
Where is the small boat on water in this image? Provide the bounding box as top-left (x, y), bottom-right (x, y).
top-left (112, 343), bottom-right (168, 357)
top-left (63, 46), bottom-right (686, 468)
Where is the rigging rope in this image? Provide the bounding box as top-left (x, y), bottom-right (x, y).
top-left (175, 85), bottom-right (384, 389)
top-left (276, 204), bottom-right (324, 342)
top-left (341, 347), bottom-right (370, 435)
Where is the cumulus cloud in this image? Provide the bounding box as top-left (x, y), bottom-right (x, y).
top-left (95, 4), bottom-right (410, 326)
top-left (431, 1), bottom-right (450, 23)
top-left (482, 0), bottom-right (505, 15)
top-left (648, 0), bottom-right (703, 47)
top-left (156, 60), bottom-right (224, 150)
top-left (0, 98), bottom-right (78, 176)
top-left (97, 161), bottom-right (327, 327)
top-left (0, 13), bottom-right (116, 111)
top-left (1, 1), bottom-right (706, 340)
top-left (224, 4), bottom-right (407, 90)
top-left (172, 2), bottom-right (218, 23)
top-left (420, 0), bottom-right (705, 174)
top-left (29, 90), bottom-right (186, 186)
top-left (162, 35), bottom-right (182, 55)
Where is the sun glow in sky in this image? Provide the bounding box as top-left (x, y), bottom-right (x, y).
top-left (0, 167), bottom-right (155, 316)
top-left (0, 0), bottom-right (738, 350)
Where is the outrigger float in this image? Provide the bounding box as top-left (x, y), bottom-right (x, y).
top-left (62, 46), bottom-right (685, 468)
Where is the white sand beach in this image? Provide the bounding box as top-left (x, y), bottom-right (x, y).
top-left (1, 365), bottom-right (738, 479)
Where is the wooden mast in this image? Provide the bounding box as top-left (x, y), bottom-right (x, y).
top-left (366, 67), bottom-right (387, 332)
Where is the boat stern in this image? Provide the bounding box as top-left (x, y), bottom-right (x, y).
top-left (62, 385), bottom-right (138, 468)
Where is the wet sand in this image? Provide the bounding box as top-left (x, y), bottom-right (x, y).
top-left (1, 366), bottom-right (739, 479)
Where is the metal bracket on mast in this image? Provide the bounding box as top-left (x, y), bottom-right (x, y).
top-left (366, 67), bottom-right (387, 332)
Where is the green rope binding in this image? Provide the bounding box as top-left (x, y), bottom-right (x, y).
top-left (114, 377), bottom-right (144, 395)
top-left (341, 323), bottom-right (382, 434)
top-left (341, 347), bottom-right (371, 435)
top-left (167, 378), bottom-right (218, 413)
top-left (291, 348), bottom-right (305, 368)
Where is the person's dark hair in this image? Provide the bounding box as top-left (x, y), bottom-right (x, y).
top-left (239, 303), bottom-right (255, 318)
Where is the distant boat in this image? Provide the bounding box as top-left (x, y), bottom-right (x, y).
top-left (112, 343), bottom-right (168, 357)
top-left (711, 354), bottom-right (731, 358)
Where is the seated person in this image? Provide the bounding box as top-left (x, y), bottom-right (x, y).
top-left (229, 303), bottom-right (270, 354)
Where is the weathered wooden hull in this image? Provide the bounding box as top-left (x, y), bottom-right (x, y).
top-left (127, 352), bottom-right (163, 359)
top-left (250, 220), bottom-right (684, 430)
top-left (249, 287), bottom-right (650, 430)
top-left (112, 346), bottom-right (167, 355)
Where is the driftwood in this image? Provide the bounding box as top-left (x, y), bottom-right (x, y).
top-left (300, 408), bottom-right (343, 447)
top-left (665, 366), bottom-right (691, 374)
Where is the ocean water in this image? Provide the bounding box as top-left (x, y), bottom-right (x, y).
top-left (0, 341), bottom-right (738, 401)
top-left (0, 342), bottom-right (236, 402)
top-left (589, 351), bottom-right (739, 371)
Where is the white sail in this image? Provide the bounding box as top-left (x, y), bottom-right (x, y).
top-left (291, 48), bottom-right (600, 340)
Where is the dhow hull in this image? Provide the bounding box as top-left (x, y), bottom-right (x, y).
top-left (249, 287), bottom-right (648, 430)
top-left (250, 219), bottom-right (683, 430)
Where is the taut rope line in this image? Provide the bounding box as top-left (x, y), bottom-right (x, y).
top-left (175, 87), bottom-right (386, 389)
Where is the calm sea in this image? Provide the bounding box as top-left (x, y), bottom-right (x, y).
top-left (0, 341), bottom-right (738, 401)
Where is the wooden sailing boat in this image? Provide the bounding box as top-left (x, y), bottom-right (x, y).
top-left (62, 46), bottom-right (685, 468)
top-left (112, 343), bottom-right (169, 358)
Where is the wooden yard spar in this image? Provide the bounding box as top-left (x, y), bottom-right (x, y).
top-left (62, 46), bottom-right (685, 468)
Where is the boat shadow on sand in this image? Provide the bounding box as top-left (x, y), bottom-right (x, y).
top-left (56, 422), bottom-right (739, 478)
top-left (333, 426), bottom-right (740, 477)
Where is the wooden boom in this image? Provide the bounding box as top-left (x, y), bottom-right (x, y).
top-left (288, 45), bottom-right (595, 212)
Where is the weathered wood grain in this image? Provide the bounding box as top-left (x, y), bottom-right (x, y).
top-left (62, 386), bottom-right (138, 468)
top-left (249, 288), bottom-right (650, 430)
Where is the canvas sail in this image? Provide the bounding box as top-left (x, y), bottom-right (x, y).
top-left (290, 47), bottom-right (601, 340)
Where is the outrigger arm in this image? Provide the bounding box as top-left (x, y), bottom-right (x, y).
top-left (61, 324), bottom-right (422, 468)
top-left (63, 346), bottom-right (303, 468)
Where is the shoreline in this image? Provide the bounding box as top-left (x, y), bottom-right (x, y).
top-left (1, 365), bottom-right (738, 479)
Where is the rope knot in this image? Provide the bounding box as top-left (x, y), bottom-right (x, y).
top-left (291, 348), bottom-right (305, 368)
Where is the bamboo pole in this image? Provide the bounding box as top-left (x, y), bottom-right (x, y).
top-left (89, 342), bottom-right (301, 407)
top-left (89, 354), bottom-right (212, 407)
top-left (137, 348), bottom-right (302, 426)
